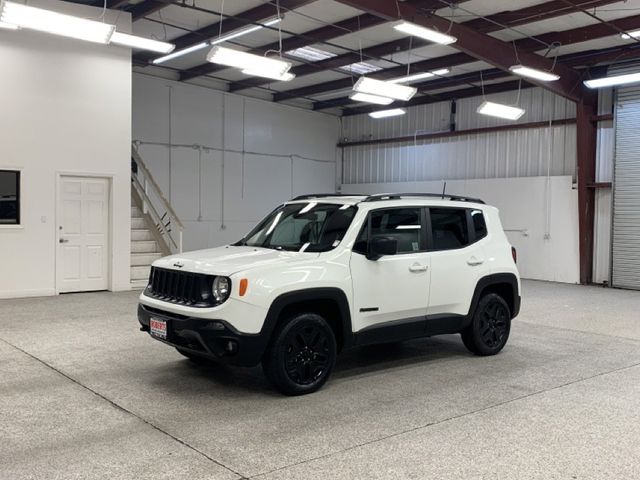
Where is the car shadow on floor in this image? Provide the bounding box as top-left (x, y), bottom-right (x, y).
top-left (148, 334), bottom-right (472, 396)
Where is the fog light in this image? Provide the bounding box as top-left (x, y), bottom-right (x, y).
top-left (225, 340), bottom-right (238, 354)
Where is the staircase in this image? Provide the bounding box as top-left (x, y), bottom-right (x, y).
top-left (130, 145), bottom-right (184, 289)
top-left (130, 203), bottom-right (164, 288)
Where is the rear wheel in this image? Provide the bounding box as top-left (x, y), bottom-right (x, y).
top-left (262, 313), bottom-right (337, 396)
top-left (461, 293), bottom-right (511, 356)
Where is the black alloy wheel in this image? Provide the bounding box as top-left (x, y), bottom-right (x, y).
top-left (461, 293), bottom-right (511, 356)
top-left (263, 313), bottom-right (337, 395)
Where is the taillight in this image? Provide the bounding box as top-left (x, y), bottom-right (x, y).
top-left (511, 246), bottom-right (517, 264)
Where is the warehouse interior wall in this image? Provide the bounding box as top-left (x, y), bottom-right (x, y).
top-left (0, 0), bottom-right (132, 299)
top-left (132, 74), bottom-right (341, 252)
top-left (340, 87), bottom-right (615, 284)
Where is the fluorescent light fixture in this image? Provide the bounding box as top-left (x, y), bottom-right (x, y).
top-left (621, 29), bottom-right (640, 40)
top-left (369, 108), bottom-right (406, 119)
top-left (389, 68), bottom-right (450, 84)
top-left (354, 77), bottom-right (417, 101)
top-left (207, 46), bottom-right (293, 79)
top-left (0, 20), bottom-right (18, 30)
top-left (242, 68), bottom-right (295, 81)
top-left (111, 32), bottom-right (174, 54)
top-left (153, 42), bottom-right (209, 64)
top-left (340, 62), bottom-right (383, 75)
top-left (210, 16), bottom-right (282, 46)
top-left (287, 46), bottom-right (336, 61)
top-left (509, 65), bottom-right (559, 82)
top-left (477, 101), bottom-right (525, 121)
top-left (394, 21), bottom-right (456, 45)
top-left (350, 92), bottom-right (394, 105)
top-left (584, 72), bottom-right (640, 89)
top-left (0, 1), bottom-right (115, 44)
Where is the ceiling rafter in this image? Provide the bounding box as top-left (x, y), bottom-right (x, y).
top-left (134, 0), bottom-right (317, 63)
top-left (338, 42), bottom-right (640, 116)
top-left (313, 13), bottom-right (640, 110)
top-left (179, 0), bottom-right (452, 83)
top-left (332, 0), bottom-right (585, 101)
top-left (232, 0), bottom-right (619, 94)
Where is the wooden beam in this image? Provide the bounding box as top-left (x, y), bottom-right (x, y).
top-left (334, 0), bottom-right (585, 101)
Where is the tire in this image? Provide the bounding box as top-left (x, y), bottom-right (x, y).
top-left (461, 293), bottom-right (511, 356)
top-left (175, 347), bottom-right (212, 364)
top-left (262, 313), bottom-right (337, 396)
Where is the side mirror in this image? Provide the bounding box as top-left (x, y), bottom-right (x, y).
top-left (367, 235), bottom-right (397, 260)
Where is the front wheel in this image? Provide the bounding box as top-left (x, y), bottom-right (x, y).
top-left (461, 293), bottom-right (511, 356)
top-left (262, 313), bottom-right (337, 396)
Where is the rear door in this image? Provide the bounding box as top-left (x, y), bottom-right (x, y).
top-left (349, 206), bottom-right (431, 333)
top-left (426, 207), bottom-right (486, 317)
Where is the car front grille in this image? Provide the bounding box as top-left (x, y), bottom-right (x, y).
top-left (146, 267), bottom-right (215, 307)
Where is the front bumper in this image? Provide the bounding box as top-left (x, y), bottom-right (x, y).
top-left (137, 304), bottom-right (268, 367)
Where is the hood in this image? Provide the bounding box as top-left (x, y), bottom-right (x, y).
top-left (152, 245), bottom-right (319, 276)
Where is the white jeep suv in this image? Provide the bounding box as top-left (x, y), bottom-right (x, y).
top-left (138, 193), bottom-right (520, 395)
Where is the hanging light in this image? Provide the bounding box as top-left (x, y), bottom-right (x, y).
top-left (0, 1), bottom-right (115, 44)
top-left (509, 65), bottom-right (560, 82)
top-left (394, 21), bottom-right (456, 45)
top-left (349, 92), bottom-right (394, 105)
top-left (584, 72), bottom-right (640, 89)
top-left (207, 46), bottom-right (294, 81)
top-left (111, 32), bottom-right (174, 54)
top-left (369, 108), bottom-right (406, 119)
top-left (353, 77), bottom-right (417, 101)
top-left (477, 101), bottom-right (525, 120)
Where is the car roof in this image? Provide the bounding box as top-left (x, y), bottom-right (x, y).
top-left (286, 194), bottom-right (488, 208)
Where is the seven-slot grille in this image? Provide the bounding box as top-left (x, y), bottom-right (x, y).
top-left (147, 267), bottom-right (215, 307)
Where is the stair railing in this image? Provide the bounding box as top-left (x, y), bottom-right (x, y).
top-left (131, 146), bottom-right (184, 254)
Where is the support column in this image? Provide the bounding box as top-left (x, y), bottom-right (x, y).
top-left (576, 91), bottom-right (598, 284)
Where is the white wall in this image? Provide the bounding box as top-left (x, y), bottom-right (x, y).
top-left (132, 75), bottom-right (340, 252)
top-left (0, 1), bottom-right (132, 298)
top-left (342, 177), bottom-right (580, 284)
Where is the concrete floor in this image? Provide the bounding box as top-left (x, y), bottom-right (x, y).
top-left (1, 280), bottom-right (639, 480)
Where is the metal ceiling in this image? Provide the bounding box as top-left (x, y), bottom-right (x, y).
top-left (72, 0), bottom-right (640, 112)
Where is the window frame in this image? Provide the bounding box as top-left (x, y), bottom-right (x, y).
top-left (426, 206), bottom-right (486, 252)
top-left (0, 169), bottom-right (21, 227)
top-left (353, 205), bottom-right (429, 256)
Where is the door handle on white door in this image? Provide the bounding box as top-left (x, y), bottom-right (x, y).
top-left (59, 238), bottom-right (69, 244)
top-left (467, 257), bottom-right (484, 266)
top-left (409, 263), bottom-right (428, 273)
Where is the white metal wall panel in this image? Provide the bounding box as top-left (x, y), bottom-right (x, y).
top-left (341, 87), bottom-right (577, 184)
top-left (611, 75), bottom-right (640, 289)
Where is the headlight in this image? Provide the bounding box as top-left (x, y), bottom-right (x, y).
top-left (212, 276), bottom-right (231, 303)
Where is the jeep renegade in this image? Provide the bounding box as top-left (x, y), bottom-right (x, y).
top-left (138, 193), bottom-right (521, 395)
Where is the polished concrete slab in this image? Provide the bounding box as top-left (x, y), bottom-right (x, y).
top-left (0, 280), bottom-right (639, 479)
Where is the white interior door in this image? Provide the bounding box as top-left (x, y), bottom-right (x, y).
top-left (57, 176), bottom-right (110, 293)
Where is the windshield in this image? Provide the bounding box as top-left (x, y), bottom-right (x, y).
top-left (236, 202), bottom-right (357, 252)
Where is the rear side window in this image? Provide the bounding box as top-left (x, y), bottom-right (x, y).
top-left (430, 208), bottom-right (469, 250)
top-left (471, 209), bottom-right (487, 240)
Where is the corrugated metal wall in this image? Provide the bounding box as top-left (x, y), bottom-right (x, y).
top-left (341, 87), bottom-right (577, 185)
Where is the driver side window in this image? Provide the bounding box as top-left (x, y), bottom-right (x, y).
top-left (353, 207), bottom-right (424, 255)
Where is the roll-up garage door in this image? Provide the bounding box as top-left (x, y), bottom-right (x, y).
top-left (612, 63), bottom-right (640, 289)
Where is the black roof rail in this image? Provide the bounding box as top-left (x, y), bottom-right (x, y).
top-left (290, 193), bottom-right (365, 201)
top-left (361, 193), bottom-right (485, 204)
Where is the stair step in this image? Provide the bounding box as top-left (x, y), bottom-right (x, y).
top-left (131, 253), bottom-right (163, 266)
top-left (131, 229), bottom-right (154, 241)
top-left (132, 240), bottom-right (161, 253)
top-left (131, 206), bottom-right (143, 218)
top-left (131, 217), bottom-right (147, 229)
top-left (131, 265), bottom-right (151, 281)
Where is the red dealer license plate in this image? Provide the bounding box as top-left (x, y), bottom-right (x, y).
top-left (150, 318), bottom-right (167, 339)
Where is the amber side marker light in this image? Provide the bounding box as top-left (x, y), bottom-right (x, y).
top-left (512, 247), bottom-right (518, 264)
top-left (239, 279), bottom-right (248, 296)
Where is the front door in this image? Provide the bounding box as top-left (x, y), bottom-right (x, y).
top-left (57, 176), bottom-right (110, 293)
top-left (350, 207), bottom-right (430, 333)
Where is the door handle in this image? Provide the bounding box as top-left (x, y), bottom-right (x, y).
top-left (409, 263), bottom-right (428, 272)
top-left (59, 238), bottom-right (69, 244)
top-left (467, 257), bottom-right (484, 266)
